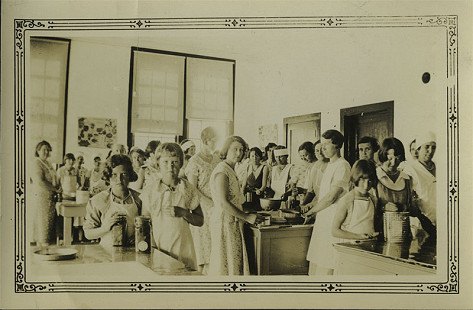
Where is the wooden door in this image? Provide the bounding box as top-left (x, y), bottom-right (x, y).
top-left (341, 101), bottom-right (394, 166)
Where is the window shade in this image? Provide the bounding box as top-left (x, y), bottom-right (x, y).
top-left (186, 58), bottom-right (233, 121)
top-left (131, 51), bottom-right (185, 135)
top-left (29, 38), bottom-right (69, 164)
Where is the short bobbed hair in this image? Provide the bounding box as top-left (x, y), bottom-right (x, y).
top-left (358, 136), bottom-right (380, 152)
top-left (201, 126), bottom-right (218, 144)
top-left (249, 147), bottom-right (263, 159)
top-left (264, 142), bottom-right (277, 161)
top-left (130, 147), bottom-right (146, 159)
top-left (102, 154), bottom-right (138, 182)
top-left (219, 136), bottom-right (248, 162)
top-left (63, 153), bottom-right (75, 163)
top-left (155, 142), bottom-right (184, 167)
top-left (298, 141), bottom-right (315, 161)
top-left (378, 137), bottom-right (406, 163)
top-left (35, 140), bottom-right (52, 157)
top-left (145, 140), bottom-right (161, 158)
top-left (351, 159), bottom-right (378, 187)
top-left (322, 129), bottom-right (344, 149)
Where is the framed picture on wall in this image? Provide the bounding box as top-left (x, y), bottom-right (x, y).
top-left (77, 117), bottom-right (117, 148)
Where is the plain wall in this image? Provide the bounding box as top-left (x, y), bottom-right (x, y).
top-left (63, 26), bottom-right (445, 168)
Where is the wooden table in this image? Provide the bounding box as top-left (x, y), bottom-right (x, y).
top-left (245, 223), bottom-right (313, 275)
top-left (55, 200), bottom-right (87, 246)
top-left (28, 244), bottom-right (201, 281)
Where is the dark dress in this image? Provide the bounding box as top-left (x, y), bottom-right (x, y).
top-left (245, 165), bottom-right (265, 210)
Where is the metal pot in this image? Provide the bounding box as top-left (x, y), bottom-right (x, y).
top-left (259, 198), bottom-right (282, 211)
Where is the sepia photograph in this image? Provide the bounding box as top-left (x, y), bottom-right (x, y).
top-left (1, 0), bottom-right (472, 309)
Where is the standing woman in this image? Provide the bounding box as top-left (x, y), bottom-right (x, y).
top-left (302, 140), bottom-right (329, 206)
top-left (30, 141), bottom-right (58, 246)
top-left (179, 139), bottom-right (196, 179)
top-left (243, 147), bottom-right (269, 209)
top-left (209, 136), bottom-right (264, 275)
top-left (185, 127), bottom-right (221, 274)
top-left (402, 131), bottom-right (437, 234)
top-left (301, 130), bottom-right (351, 275)
top-left (270, 146), bottom-right (292, 199)
top-left (57, 153), bottom-right (78, 199)
top-left (128, 147), bottom-right (146, 192)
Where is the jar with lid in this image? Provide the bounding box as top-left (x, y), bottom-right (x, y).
top-left (111, 215), bottom-right (127, 246)
top-left (134, 216), bottom-right (152, 253)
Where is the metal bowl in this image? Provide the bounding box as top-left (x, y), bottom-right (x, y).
top-left (259, 198), bottom-right (282, 211)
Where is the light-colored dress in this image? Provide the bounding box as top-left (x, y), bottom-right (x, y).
top-left (140, 178), bottom-right (201, 270)
top-left (30, 157), bottom-right (57, 245)
top-left (83, 189), bottom-right (142, 249)
top-left (271, 164), bottom-right (292, 198)
top-left (209, 161), bottom-right (249, 275)
top-left (402, 160), bottom-right (436, 225)
top-left (306, 160), bottom-right (329, 197)
top-left (306, 157), bottom-right (351, 270)
top-left (185, 152), bottom-right (220, 270)
top-left (290, 161), bottom-right (311, 189)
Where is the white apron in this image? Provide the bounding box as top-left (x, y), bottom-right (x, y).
top-left (271, 165), bottom-right (291, 198)
top-left (100, 194), bottom-right (139, 249)
top-left (150, 189), bottom-right (197, 270)
top-left (62, 173), bottom-right (77, 198)
top-left (337, 198), bottom-right (375, 244)
top-left (306, 159), bottom-right (348, 269)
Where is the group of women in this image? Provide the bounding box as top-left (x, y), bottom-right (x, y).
top-left (30, 126), bottom-right (436, 276)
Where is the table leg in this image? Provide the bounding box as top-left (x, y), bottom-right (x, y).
top-left (63, 217), bottom-right (72, 246)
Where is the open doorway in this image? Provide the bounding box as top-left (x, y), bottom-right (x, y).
top-left (340, 101), bottom-right (394, 166)
top-left (283, 113), bottom-right (321, 165)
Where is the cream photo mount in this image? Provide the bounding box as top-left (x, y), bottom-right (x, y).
top-left (13, 16), bottom-right (458, 294)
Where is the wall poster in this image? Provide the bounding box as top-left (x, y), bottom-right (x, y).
top-left (77, 117), bottom-right (117, 148)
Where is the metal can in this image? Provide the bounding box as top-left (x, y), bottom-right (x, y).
top-left (111, 215), bottom-right (127, 246)
top-left (134, 216), bottom-right (151, 253)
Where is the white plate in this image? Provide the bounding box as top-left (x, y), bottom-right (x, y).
top-left (34, 247), bottom-right (78, 261)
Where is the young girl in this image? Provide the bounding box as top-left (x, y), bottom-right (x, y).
top-left (140, 143), bottom-right (204, 270)
top-left (331, 159), bottom-right (380, 241)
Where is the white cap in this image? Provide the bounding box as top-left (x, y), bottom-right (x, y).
top-left (273, 148), bottom-right (289, 157)
top-left (414, 131), bottom-right (436, 149)
top-left (181, 140), bottom-right (195, 152)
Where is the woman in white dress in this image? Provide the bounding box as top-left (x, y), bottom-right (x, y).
top-left (185, 127), bottom-right (221, 274)
top-left (141, 143), bottom-right (204, 270)
top-left (209, 136), bottom-right (264, 275)
top-left (301, 130), bottom-right (351, 275)
top-left (402, 131), bottom-right (437, 235)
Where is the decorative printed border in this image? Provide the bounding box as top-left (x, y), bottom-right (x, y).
top-left (14, 16), bottom-right (458, 293)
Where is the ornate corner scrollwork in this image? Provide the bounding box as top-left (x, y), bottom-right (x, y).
top-left (321, 283), bottom-right (342, 292)
top-left (224, 283), bottom-right (246, 292)
top-left (131, 283), bottom-right (151, 291)
top-left (15, 257), bottom-right (48, 293)
top-left (15, 20), bottom-right (46, 50)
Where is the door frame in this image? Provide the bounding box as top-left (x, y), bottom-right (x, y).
top-left (340, 101), bottom-right (394, 163)
top-left (283, 113), bottom-right (321, 162)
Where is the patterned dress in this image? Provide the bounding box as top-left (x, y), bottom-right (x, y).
top-left (209, 161), bottom-right (249, 275)
top-left (30, 158), bottom-right (57, 245)
top-left (185, 152), bottom-right (220, 271)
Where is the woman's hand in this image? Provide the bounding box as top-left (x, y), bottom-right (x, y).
top-left (172, 206), bottom-right (188, 218)
top-left (245, 213), bottom-right (265, 225)
top-left (300, 204), bottom-right (311, 214)
top-left (255, 189), bottom-right (261, 196)
top-left (102, 211), bottom-right (122, 230)
top-left (359, 232), bottom-right (379, 239)
top-left (302, 212), bottom-right (314, 225)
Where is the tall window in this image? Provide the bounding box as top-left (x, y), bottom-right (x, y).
top-left (29, 38), bottom-right (70, 164)
top-left (129, 48), bottom-right (234, 150)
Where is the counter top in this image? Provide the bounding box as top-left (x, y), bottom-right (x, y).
top-left (27, 244), bottom-right (201, 281)
top-left (333, 232), bottom-right (436, 270)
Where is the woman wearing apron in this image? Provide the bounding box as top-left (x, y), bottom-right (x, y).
top-left (301, 130), bottom-right (351, 275)
top-left (141, 143), bottom-right (204, 270)
top-left (270, 147), bottom-right (292, 199)
top-left (57, 153), bottom-right (78, 199)
top-left (83, 155), bottom-right (142, 249)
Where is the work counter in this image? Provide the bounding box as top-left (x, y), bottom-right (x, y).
top-left (27, 244), bottom-right (201, 282)
top-left (333, 232), bottom-right (436, 275)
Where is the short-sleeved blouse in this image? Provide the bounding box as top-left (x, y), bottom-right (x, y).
top-left (185, 152), bottom-right (220, 198)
